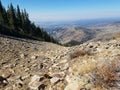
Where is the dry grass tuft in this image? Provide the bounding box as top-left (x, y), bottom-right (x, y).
top-left (93, 59), bottom-right (120, 89)
top-left (70, 50), bottom-right (90, 59)
top-left (113, 32), bottom-right (120, 39)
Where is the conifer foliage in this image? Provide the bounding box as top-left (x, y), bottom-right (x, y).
top-left (0, 1), bottom-right (57, 43)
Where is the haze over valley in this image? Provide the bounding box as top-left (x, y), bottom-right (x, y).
top-left (41, 18), bottom-right (120, 46)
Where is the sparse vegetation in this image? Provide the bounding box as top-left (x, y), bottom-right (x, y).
top-left (70, 50), bottom-right (87, 59)
top-left (113, 33), bottom-right (120, 39)
top-left (70, 50), bottom-right (92, 59)
top-left (93, 59), bottom-right (120, 89)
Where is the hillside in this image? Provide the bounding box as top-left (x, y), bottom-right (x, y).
top-left (44, 22), bottom-right (120, 46)
top-left (45, 26), bottom-right (98, 46)
top-left (1, 35), bottom-right (120, 90)
top-left (88, 22), bottom-right (120, 42)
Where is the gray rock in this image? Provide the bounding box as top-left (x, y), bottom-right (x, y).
top-left (31, 55), bottom-right (37, 59)
top-left (50, 77), bottom-right (60, 84)
top-left (28, 75), bottom-right (44, 90)
top-left (20, 54), bottom-right (25, 59)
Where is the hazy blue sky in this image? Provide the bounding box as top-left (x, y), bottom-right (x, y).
top-left (1, 0), bottom-right (120, 22)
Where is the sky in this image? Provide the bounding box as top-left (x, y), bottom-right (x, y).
top-left (1, 0), bottom-right (120, 22)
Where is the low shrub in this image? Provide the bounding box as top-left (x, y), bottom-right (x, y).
top-left (70, 50), bottom-right (87, 59)
top-left (93, 60), bottom-right (120, 89)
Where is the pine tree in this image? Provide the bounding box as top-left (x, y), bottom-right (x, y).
top-left (21, 10), bottom-right (26, 29)
top-left (24, 9), bottom-right (31, 28)
top-left (16, 5), bottom-right (22, 28)
top-left (0, 1), bottom-right (58, 44)
top-left (3, 8), bottom-right (8, 25)
top-left (8, 3), bottom-right (16, 30)
top-left (0, 0), bottom-right (4, 24)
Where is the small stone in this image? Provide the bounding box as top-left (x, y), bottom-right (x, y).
top-left (22, 74), bottom-right (30, 80)
top-left (20, 54), bottom-right (25, 59)
top-left (25, 68), bottom-right (30, 72)
top-left (59, 59), bottom-right (67, 64)
top-left (50, 77), bottom-right (60, 84)
top-left (31, 56), bottom-right (37, 59)
top-left (29, 75), bottom-right (44, 90)
top-left (32, 64), bottom-right (37, 67)
top-left (16, 79), bottom-right (23, 88)
top-left (61, 63), bottom-right (69, 70)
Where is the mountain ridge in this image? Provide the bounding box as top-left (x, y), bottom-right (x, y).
top-left (44, 22), bottom-right (120, 46)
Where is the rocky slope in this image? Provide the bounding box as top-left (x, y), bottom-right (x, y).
top-left (0, 35), bottom-right (120, 90)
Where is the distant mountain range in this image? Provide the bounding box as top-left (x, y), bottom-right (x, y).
top-left (37, 17), bottom-right (120, 28)
top-left (38, 18), bottom-right (120, 46)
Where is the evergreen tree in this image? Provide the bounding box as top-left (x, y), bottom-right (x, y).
top-left (0, 0), bottom-right (4, 24)
top-left (3, 8), bottom-right (8, 25)
top-left (0, 1), bottom-right (58, 44)
top-left (0, 11), bottom-right (4, 24)
top-left (24, 9), bottom-right (31, 29)
top-left (8, 3), bottom-right (16, 30)
top-left (16, 5), bottom-right (22, 28)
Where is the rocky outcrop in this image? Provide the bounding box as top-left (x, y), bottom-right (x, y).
top-left (0, 35), bottom-right (120, 90)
